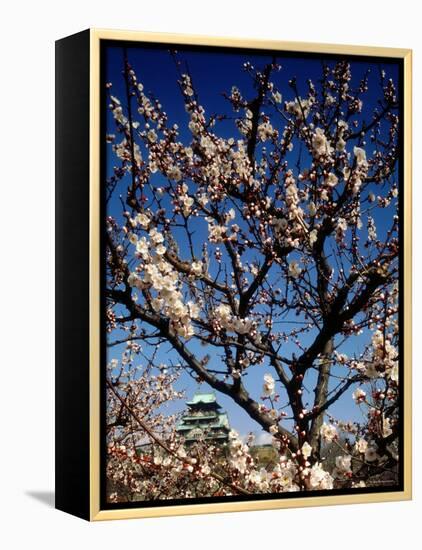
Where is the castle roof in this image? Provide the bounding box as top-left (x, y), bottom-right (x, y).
top-left (186, 392), bottom-right (221, 407)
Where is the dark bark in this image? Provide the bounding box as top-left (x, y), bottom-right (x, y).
top-left (309, 339), bottom-right (333, 454)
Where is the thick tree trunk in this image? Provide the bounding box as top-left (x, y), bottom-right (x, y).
top-left (309, 338), bottom-right (333, 456)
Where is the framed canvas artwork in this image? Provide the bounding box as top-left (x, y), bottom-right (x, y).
top-left (55, 29), bottom-right (412, 521)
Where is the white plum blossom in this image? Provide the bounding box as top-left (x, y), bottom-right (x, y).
top-left (180, 193), bottom-right (194, 216)
top-left (147, 129), bottom-right (158, 142)
top-left (308, 201), bottom-right (317, 217)
top-left (352, 388), bottom-right (366, 403)
top-left (167, 165), bottom-right (182, 181)
top-left (285, 97), bottom-right (312, 119)
top-left (149, 228), bottom-right (164, 245)
top-left (228, 430), bottom-right (250, 474)
top-left (390, 363), bottom-right (399, 383)
top-left (127, 272), bottom-right (140, 288)
top-left (197, 193), bottom-right (209, 207)
top-left (352, 480), bottom-right (366, 488)
top-left (301, 442), bottom-right (312, 460)
top-left (208, 223), bottom-right (227, 243)
top-left (309, 462), bottom-right (334, 490)
top-left (155, 244), bottom-right (167, 256)
top-left (335, 217), bottom-right (348, 243)
top-left (215, 303), bottom-right (232, 327)
top-left (288, 261), bottom-right (302, 279)
top-left (187, 301), bottom-right (200, 319)
top-left (382, 415), bottom-right (393, 438)
top-left (136, 213), bottom-right (150, 228)
top-left (325, 173), bottom-right (339, 187)
top-left (367, 216), bottom-right (377, 242)
top-left (320, 423), bottom-right (337, 442)
top-left (191, 261), bottom-right (203, 276)
top-left (113, 138), bottom-right (142, 166)
top-left (272, 91), bottom-right (282, 103)
top-left (136, 237), bottom-right (149, 258)
top-left (335, 455), bottom-right (352, 474)
top-left (370, 329), bottom-right (398, 380)
top-left (309, 229), bottom-right (318, 246)
top-left (128, 232), bottom-right (138, 245)
top-left (364, 445), bottom-right (379, 463)
top-left (312, 128), bottom-right (333, 158)
top-left (354, 146), bottom-right (368, 167)
top-left (257, 120), bottom-right (274, 142)
top-left (214, 303), bottom-right (253, 336)
top-left (355, 438), bottom-right (368, 454)
top-left (262, 373), bottom-right (275, 397)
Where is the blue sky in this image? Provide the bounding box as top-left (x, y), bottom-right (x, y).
top-left (103, 43), bottom-right (400, 441)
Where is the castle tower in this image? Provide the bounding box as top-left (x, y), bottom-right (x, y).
top-left (176, 392), bottom-right (230, 445)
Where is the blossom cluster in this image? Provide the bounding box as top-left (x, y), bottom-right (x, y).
top-left (127, 221), bottom-right (199, 339)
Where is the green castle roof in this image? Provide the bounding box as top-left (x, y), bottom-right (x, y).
top-left (186, 392), bottom-right (219, 406)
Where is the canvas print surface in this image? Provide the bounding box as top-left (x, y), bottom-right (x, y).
top-left (102, 41), bottom-right (403, 506)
